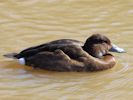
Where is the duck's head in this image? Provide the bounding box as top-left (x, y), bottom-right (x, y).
top-left (83, 34), bottom-right (125, 58)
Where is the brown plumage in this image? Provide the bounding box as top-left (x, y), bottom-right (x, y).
top-left (4, 34), bottom-right (125, 72)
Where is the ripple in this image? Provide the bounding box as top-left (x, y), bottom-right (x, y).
top-left (0, 0), bottom-right (133, 99)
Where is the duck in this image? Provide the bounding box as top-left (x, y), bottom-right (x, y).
top-left (4, 34), bottom-right (125, 72)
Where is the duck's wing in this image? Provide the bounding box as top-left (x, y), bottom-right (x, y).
top-left (25, 50), bottom-right (72, 71)
top-left (15, 39), bottom-right (84, 59)
top-left (25, 49), bottom-right (86, 71)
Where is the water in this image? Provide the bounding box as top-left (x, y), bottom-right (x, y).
top-left (0, 0), bottom-right (133, 99)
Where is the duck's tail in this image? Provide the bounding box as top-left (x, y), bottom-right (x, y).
top-left (3, 53), bottom-right (18, 59)
top-left (4, 53), bottom-right (26, 65)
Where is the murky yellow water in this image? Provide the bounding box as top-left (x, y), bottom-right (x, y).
top-left (0, 0), bottom-right (133, 100)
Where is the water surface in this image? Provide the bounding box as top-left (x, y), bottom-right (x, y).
top-left (0, 0), bottom-right (133, 100)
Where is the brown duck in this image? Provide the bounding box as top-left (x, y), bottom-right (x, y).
top-left (4, 34), bottom-right (125, 72)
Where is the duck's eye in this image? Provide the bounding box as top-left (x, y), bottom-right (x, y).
top-left (101, 40), bottom-right (105, 43)
top-left (104, 41), bottom-right (108, 44)
top-left (98, 40), bottom-right (104, 43)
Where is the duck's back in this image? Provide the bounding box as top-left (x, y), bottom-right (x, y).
top-left (15, 39), bottom-right (84, 59)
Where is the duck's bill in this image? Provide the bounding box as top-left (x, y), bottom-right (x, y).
top-left (109, 44), bottom-right (125, 53)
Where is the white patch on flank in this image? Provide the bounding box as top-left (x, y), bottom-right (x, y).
top-left (18, 58), bottom-right (25, 65)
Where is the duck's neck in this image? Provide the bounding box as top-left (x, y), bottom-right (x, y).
top-left (86, 54), bottom-right (116, 71)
